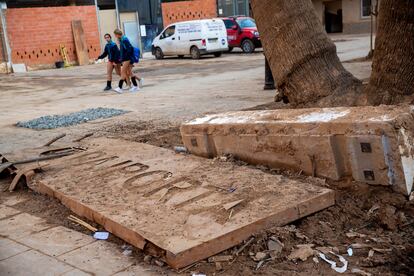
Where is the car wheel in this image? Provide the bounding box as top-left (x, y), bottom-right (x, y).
top-left (214, 52), bottom-right (222, 58)
top-left (155, 47), bottom-right (164, 60)
top-left (190, 46), bottom-right (201, 60)
top-left (241, 39), bottom-right (255, 54)
top-left (228, 47), bottom-right (234, 52)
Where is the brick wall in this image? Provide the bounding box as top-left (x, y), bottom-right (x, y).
top-left (162, 0), bottom-right (217, 27)
top-left (6, 6), bottom-right (100, 67)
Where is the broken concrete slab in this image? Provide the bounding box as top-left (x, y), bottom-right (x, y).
top-left (31, 138), bottom-right (334, 269)
top-left (181, 106), bottom-right (414, 195)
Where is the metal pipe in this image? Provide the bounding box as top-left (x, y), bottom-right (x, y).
top-left (115, 0), bottom-right (121, 29)
top-left (94, 0), bottom-right (104, 52)
top-left (0, 2), bottom-right (12, 73)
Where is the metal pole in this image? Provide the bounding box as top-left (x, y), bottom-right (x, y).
top-left (115, 0), bottom-right (121, 29)
top-left (0, 2), bottom-right (12, 73)
top-left (264, 57), bottom-right (275, 90)
top-left (94, 0), bottom-right (104, 52)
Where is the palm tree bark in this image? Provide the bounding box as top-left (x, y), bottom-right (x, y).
top-left (251, 0), bottom-right (363, 107)
top-left (365, 0), bottom-right (414, 105)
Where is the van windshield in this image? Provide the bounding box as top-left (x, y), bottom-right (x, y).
top-left (236, 18), bottom-right (256, 28)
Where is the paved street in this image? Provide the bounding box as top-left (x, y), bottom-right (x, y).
top-left (0, 193), bottom-right (160, 276)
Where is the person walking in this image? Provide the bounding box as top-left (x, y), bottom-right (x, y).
top-left (113, 29), bottom-right (142, 93)
top-left (96, 33), bottom-right (121, 91)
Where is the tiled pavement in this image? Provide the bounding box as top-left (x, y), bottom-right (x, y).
top-left (0, 194), bottom-right (159, 276)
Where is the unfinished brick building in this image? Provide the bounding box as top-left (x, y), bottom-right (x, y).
top-left (1, 0), bottom-right (101, 71)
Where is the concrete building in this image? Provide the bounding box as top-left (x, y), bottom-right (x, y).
top-left (313, 0), bottom-right (377, 34)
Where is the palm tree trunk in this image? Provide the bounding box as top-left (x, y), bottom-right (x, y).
top-left (365, 0), bottom-right (414, 105)
top-left (250, 0), bottom-right (363, 107)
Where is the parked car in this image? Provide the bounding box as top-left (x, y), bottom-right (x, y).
top-left (152, 19), bottom-right (228, 60)
top-left (221, 16), bottom-right (261, 53)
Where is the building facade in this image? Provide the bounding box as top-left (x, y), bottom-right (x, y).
top-left (313, 0), bottom-right (377, 34)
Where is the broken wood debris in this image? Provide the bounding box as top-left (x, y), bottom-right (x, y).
top-left (68, 215), bottom-right (97, 232)
top-left (208, 255), bottom-right (233, 263)
top-left (43, 133), bottom-right (66, 147)
top-left (223, 199), bottom-right (244, 210)
top-left (72, 132), bottom-right (93, 142)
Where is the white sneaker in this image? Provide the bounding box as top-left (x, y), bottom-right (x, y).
top-left (139, 78), bottom-right (144, 87)
top-left (114, 87), bottom-right (123, 94)
top-left (129, 86), bottom-right (140, 93)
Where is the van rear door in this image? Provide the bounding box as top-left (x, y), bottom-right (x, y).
top-left (204, 20), bottom-right (227, 51)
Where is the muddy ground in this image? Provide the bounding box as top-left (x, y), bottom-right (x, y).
top-left (2, 34), bottom-right (412, 275)
top-left (1, 119), bottom-right (413, 276)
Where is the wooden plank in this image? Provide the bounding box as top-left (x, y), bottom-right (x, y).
top-left (32, 138), bottom-right (335, 269)
top-left (71, 20), bottom-right (90, 66)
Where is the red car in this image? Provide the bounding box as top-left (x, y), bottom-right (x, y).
top-left (222, 16), bottom-right (261, 53)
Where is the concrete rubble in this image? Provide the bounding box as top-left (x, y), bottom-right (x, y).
top-left (181, 105), bottom-right (414, 195)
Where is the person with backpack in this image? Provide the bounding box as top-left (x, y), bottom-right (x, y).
top-left (96, 33), bottom-right (121, 91)
top-left (113, 29), bottom-right (142, 93)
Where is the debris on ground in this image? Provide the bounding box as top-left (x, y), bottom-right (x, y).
top-left (16, 108), bottom-right (129, 129)
top-left (288, 244), bottom-right (315, 261)
top-left (93, 231), bottom-right (109, 240)
top-left (318, 252), bottom-right (348, 273)
top-left (208, 255), bottom-right (233, 263)
top-left (174, 146), bottom-right (188, 153)
top-left (68, 215), bottom-right (97, 232)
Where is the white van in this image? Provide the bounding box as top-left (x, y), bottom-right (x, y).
top-left (152, 19), bottom-right (228, 60)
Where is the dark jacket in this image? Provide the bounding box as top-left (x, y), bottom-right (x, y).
top-left (119, 35), bottom-right (134, 63)
top-left (98, 41), bottom-right (120, 63)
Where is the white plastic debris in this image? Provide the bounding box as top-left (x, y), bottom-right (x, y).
top-left (347, 247), bottom-right (353, 256)
top-left (318, 252), bottom-right (348, 273)
top-left (93, 231), bottom-right (109, 240)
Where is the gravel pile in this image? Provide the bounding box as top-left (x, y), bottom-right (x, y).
top-left (17, 108), bottom-right (129, 129)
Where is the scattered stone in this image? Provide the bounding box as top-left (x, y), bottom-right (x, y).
top-left (295, 231), bottom-right (309, 240)
top-left (267, 237), bottom-right (284, 258)
top-left (154, 259), bottom-right (165, 267)
top-left (16, 108), bottom-right (129, 129)
top-left (143, 255), bottom-right (152, 264)
top-left (312, 257), bottom-right (319, 264)
top-left (252, 252), bottom-right (267, 262)
top-left (378, 205), bottom-right (398, 230)
top-left (409, 192), bottom-right (414, 201)
top-left (215, 262), bottom-right (223, 271)
top-left (288, 244), bottom-right (315, 261)
top-left (368, 249), bottom-right (374, 258)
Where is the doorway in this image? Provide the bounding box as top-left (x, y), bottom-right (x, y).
top-left (324, 0), bottom-right (343, 33)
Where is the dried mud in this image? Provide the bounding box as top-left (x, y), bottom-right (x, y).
top-left (2, 119), bottom-right (413, 275)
